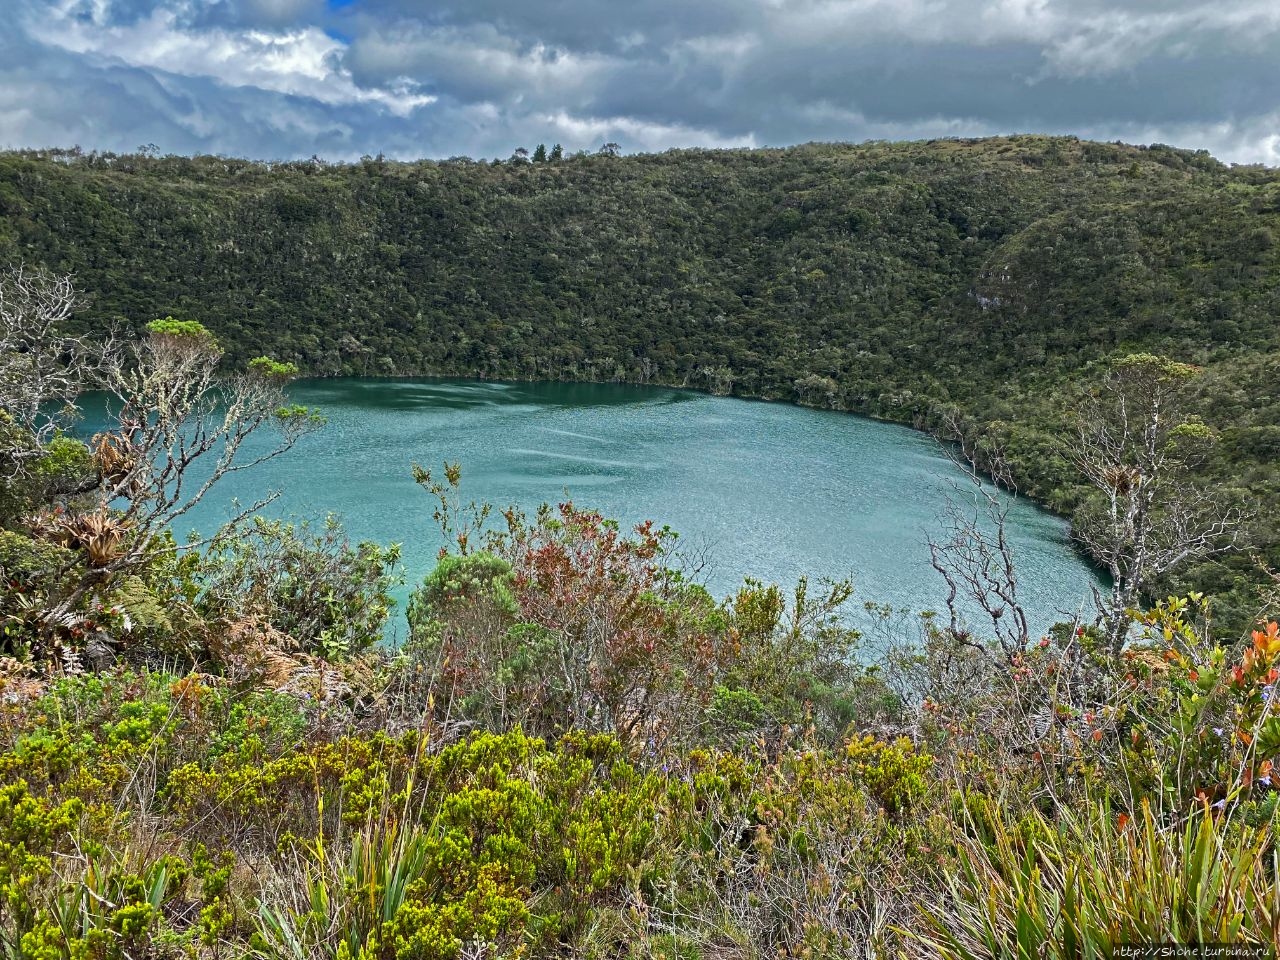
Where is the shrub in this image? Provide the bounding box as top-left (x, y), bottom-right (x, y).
top-left (407, 502), bottom-right (733, 749)
top-left (199, 515), bottom-right (402, 660)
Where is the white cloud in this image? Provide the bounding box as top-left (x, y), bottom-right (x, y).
top-left (344, 24), bottom-right (616, 105)
top-left (25, 0), bottom-right (434, 116)
top-left (1039, 3), bottom-right (1280, 79)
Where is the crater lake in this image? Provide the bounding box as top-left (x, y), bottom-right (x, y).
top-left (82, 378), bottom-right (1103, 641)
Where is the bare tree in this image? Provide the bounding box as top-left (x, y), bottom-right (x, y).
top-left (32, 321), bottom-right (324, 635)
top-left (927, 413), bottom-right (1032, 662)
top-left (1071, 354), bottom-right (1246, 654)
top-left (95, 319), bottom-right (322, 537)
top-left (929, 497), bottom-right (1032, 663)
top-left (0, 277), bottom-right (324, 659)
top-left (0, 265), bottom-right (115, 486)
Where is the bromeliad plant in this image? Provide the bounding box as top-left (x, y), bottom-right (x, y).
top-left (918, 801), bottom-right (1280, 956)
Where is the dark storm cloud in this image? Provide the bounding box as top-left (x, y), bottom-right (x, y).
top-left (1, 0), bottom-right (1277, 163)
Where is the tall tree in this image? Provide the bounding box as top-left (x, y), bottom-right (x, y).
top-left (1071, 354), bottom-right (1246, 653)
top-left (0, 265), bottom-right (108, 495)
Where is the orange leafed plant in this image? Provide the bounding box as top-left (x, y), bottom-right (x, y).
top-left (1251, 621), bottom-right (1280, 660)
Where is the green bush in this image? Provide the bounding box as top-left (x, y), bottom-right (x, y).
top-left (198, 515), bottom-right (402, 659)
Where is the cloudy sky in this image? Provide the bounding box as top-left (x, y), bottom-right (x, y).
top-left (2, 0), bottom-right (1278, 164)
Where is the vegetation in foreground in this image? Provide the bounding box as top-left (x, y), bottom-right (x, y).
top-left (1, 269), bottom-right (1279, 955)
top-left (4, 498), bottom-right (1280, 958)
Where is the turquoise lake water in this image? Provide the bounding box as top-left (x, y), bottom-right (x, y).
top-left (82, 378), bottom-right (1102, 641)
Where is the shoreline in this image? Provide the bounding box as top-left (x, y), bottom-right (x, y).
top-left (285, 370), bottom-right (1107, 583)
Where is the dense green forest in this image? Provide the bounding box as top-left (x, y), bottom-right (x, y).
top-left (2, 134), bottom-right (1278, 624)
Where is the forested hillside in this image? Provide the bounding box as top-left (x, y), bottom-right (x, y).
top-left (2, 135), bottom-right (1278, 625)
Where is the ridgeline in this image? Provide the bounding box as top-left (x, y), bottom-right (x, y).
top-left (3, 135), bottom-right (1278, 626)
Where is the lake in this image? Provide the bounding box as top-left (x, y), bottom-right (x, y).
top-left (84, 378), bottom-right (1102, 640)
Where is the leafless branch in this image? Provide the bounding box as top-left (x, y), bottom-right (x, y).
top-left (927, 411), bottom-right (1031, 661)
top-left (0, 265), bottom-right (118, 482)
top-left (1069, 355), bottom-right (1249, 654)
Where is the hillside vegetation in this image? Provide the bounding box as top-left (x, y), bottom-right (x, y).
top-left (2, 135), bottom-right (1278, 624)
